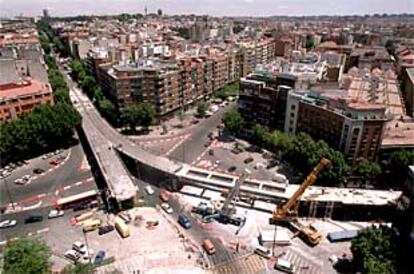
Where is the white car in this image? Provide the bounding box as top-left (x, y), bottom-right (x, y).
top-left (64, 250), bottom-right (80, 263)
top-left (145, 186), bottom-right (154, 195)
top-left (72, 241), bottom-right (88, 254)
top-left (0, 219), bottom-right (17, 228)
top-left (22, 174), bottom-right (32, 181)
top-left (14, 178), bottom-right (25, 185)
top-left (161, 203), bottom-right (173, 214)
top-left (213, 160), bottom-right (221, 168)
top-left (48, 209), bottom-right (64, 219)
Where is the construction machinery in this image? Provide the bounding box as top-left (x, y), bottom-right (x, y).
top-left (193, 171), bottom-right (250, 235)
top-left (271, 158), bottom-right (331, 246)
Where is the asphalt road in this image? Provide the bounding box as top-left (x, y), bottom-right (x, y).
top-left (0, 143), bottom-right (92, 207)
top-left (168, 104), bottom-right (233, 164)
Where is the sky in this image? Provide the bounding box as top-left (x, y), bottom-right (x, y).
top-left (0, 0), bottom-right (413, 18)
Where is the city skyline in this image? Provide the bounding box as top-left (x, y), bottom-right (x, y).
top-left (0, 0), bottom-right (413, 17)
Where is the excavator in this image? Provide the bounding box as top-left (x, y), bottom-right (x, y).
top-left (270, 157), bottom-right (331, 246)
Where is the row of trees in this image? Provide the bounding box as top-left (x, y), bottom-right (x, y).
top-left (0, 103), bottom-right (81, 163)
top-left (222, 110), bottom-right (414, 186)
top-left (213, 82), bottom-right (239, 101)
top-left (222, 110), bottom-right (388, 185)
top-left (69, 59), bottom-right (156, 130)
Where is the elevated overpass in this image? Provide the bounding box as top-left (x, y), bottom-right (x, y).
top-left (68, 75), bottom-right (402, 217)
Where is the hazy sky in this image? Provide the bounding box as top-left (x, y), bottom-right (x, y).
top-left (0, 0), bottom-right (413, 17)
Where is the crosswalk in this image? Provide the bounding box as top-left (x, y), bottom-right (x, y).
top-left (212, 253), bottom-right (267, 274)
top-left (280, 250), bottom-right (322, 274)
top-left (96, 252), bottom-right (198, 274)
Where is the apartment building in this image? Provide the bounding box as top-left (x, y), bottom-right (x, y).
top-left (100, 60), bottom-right (181, 119)
top-left (0, 79), bottom-right (54, 122)
top-left (284, 90), bottom-right (387, 163)
top-left (238, 72), bottom-right (296, 132)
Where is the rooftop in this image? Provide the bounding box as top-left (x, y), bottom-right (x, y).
top-left (0, 79), bottom-right (51, 101)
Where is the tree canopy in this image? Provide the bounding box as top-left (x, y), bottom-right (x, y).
top-left (197, 102), bottom-right (208, 117)
top-left (3, 238), bottom-right (51, 274)
top-left (353, 157), bottom-right (382, 184)
top-left (121, 103), bottom-right (155, 131)
top-left (351, 226), bottom-right (397, 274)
top-left (222, 109), bottom-right (244, 135)
top-left (0, 103), bottom-right (81, 163)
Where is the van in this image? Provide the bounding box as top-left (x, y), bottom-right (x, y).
top-left (202, 239), bottom-right (216, 255)
top-left (254, 246), bottom-right (271, 259)
top-left (178, 214), bottom-right (192, 229)
top-left (274, 258), bottom-right (294, 273)
top-left (115, 217), bottom-right (130, 238)
top-left (82, 218), bottom-right (102, 232)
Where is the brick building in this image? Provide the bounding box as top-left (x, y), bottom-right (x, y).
top-left (0, 79), bottom-right (54, 122)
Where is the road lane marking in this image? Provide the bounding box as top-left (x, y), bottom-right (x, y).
top-left (75, 181), bottom-right (83, 186)
top-left (63, 186), bottom-right (71, 190)
top-left (37, 228), bottom-right (50, 234)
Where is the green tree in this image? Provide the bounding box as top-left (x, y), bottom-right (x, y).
top-left (264, 130), bottom-right (292, 154)
top-left (64, 262), bottom-right (95, 274)
top-left (251, 124), bottom-right (268, 146)
top-left (222, 109), bottom-right (244, 135)
top-left (121, 103), bottom-right (155, 131)
top-left (81, 76), bottom-right (97, 98)
top-left (197, 102), bottom-right (208, 117)
top-left (70, 59), bottom-right (86, 82)
top-left (98, 98), bottom-right (118, 125)
top-left (388, 149), bottom-right (414, 182)
top-left (305, 35), bottom-right (315, 50)
top-left (351, 226), bottom-right (396, 274)
top-left (53, 88), bottom-right (71, 104)
top-left (353, 158), bottom-right (382, 184)
top-left (3, 238), bottom-right (51, 274)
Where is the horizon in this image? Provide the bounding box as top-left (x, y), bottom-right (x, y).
top-left (0, 0), bottom-right (413, 18)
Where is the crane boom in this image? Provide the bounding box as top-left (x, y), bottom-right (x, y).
top-left (273, 157), bottom-right (331, 220)
top-left (221, 172), bottom-right (249, 215)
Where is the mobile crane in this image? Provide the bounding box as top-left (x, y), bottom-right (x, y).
top-left (270, 158), bottom-right (331, 246)
top-left (193, 171), bottom-right (250, 235)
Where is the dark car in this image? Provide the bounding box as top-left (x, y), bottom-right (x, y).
top-left (73, 203), bottom-right (89, 211)
top-left (244, 157), bottom-right (254, 164)
top-left (228, 166), bottom-right (237, 172)
top-left (33, 168), bottom-right (45, 174)
top-left (98, 225), bottom-right (114, 235)
top-left (24, 215), bottom-right (43, 224)
top-left (178, 214), bottom-right (192, 229)
top-left (94, 250), bottom-right (106, 264)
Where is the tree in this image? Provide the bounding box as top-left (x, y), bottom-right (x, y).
top-left (251, 124), bottom-right (268, 146)
top-left (69, 59), bottom-right (86, 82)
top-left (81, 76), bottom-right (97, 98)
top-left (351, 226), bottom-right (396, 274)
top-left (121, 103), bottom-right (155, 131)
top-left (64, 263), bottom-right (95, 274)
top-left (385, 40), bottom-right (396, 56)
top-left (197, 102), bottom-right (208, 117)
top-left (305, 35), bottom-right (315, 50)
top-left (353, 158), bottom-right (382, 184)
top-left (3, 238), bottom-right (51, 274)
top-left (388, 149), bottom-right (414, 182)
top-left (157, 8), bottom-right (163, 16)
top-left (222, 110), bottom-right (244, 135)
top-left (98, 98), bottom-right (118, 126)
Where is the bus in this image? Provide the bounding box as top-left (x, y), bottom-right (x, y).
top-left (114, 217), bottom-right (129, 238)
top-left (55, 190), bottom-right (98, 209)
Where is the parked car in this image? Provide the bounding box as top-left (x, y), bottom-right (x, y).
top-left (48, 209), bottom-right (64, 219)
top-left (14, 178), bottom-right (25, 185)
top-left (227, 166), bottom-right (237, 172)
top-left (254, 246), bottom-right (271, 259)
top-left (161, 203), bottom-right (173, 214)
top-left (145, 185), bottom-right (154, 195)
top-left (178, 214), bottom-right (192, 229)
top-left (0, 219), bottom-right (17, 229)
top-left (72, 241), bottom-right (88, 254)
top-left (208, 149), bottom-right (214, 156)
top-left (213, 160), bottom-right (221, 168)
top-left (274, 258), bottom-right (294, 273)
top-left (98, 225), bottom-right (114, 235)
top-left (73, 203), bottom-right (89, 211)
top-left (24, 215), bottom-right (43, 224)
top-left (33, 168), bottom-right (45, 174)
top-left (244, 157), bottom-right (254, 164)
top-left (49, 159), bottom-right (60, 166)
top-left (64, 250), bottom-right (80, 263)
top-left (94, 250), bottom-right (106, 264)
